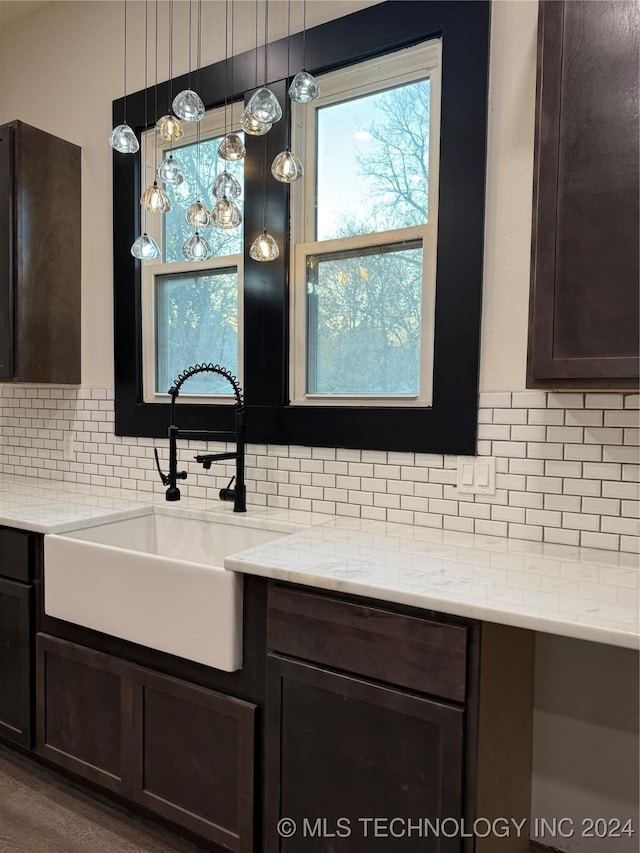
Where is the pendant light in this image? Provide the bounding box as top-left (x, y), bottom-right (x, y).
top-left (172, 1), bottom-right (205, 122)
top-left (109, 0), bottom-right (140, 153)
top-left (156, 1), bottom-right (184, 141)
top-left (246, 0), bottom-right (282, 124)
top-left (183, 232), bottom-right (212, 261)
top-left (157, 155), bottom-right (184, 185)
top-left (213, 0), bottom-right (243, 231)
top-left (183, 1), bottom-right (213, 258)
top-left (131, 0), bottom-right (159, 259)
top-left (289, 0), bottom-right (320, 103)
top-left (211, 170), bottom-right (242, 200)
top-left (131, 233), bottom-right (160, 259)
top-left (218, 0), bottom-right (246, 164)
top-left (240, 1), bottom-right (272, 136)
top-left (249, 140), bottom-right (279, 262)
top-left (272, 0), bottom-right (304, 184)
top-left (143, 0), bottom-right (172, 214)
top-left (158, 1), bottom-right (186, 188)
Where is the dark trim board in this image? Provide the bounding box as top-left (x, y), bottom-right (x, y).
top-left (113, 0), bottom-right (490, 454)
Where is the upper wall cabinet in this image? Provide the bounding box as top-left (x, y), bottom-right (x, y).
top-left (528, 0), bottom-right (639, 389)
top-left (0, 121), bottom-right (81, 384)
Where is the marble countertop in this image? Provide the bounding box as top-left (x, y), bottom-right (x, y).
top-left (225, 516), bottom-right (639, 650)
top-left (1, 475), bottom-right (637, 649)
top-left (0, 475), bottom-right (321, 534)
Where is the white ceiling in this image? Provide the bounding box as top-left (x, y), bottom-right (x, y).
top-left (0, 1), bottom-right (50, 30)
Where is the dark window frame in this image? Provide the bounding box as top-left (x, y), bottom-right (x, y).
top-left (113, 0), bottom-right (490, 453)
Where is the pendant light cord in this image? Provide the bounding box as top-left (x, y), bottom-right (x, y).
top-left (187, 0), bottom-right (192, 90)
top-left (143, 0), bottom-right (149, 231)
top-left (302, 0), bottom-right (307, 71)
top-left (254, 0), bottom-right (259, 88)
top-left (264, 0), bottom-right (269, 86)
top-left (224, 0), bottom-right (229, 136)
top-left (168, 0), bottom-right (175, 108)
top-left (123, 0), bottom-right (128, 123)
top-left (153, 0), bottom-right (159, 173)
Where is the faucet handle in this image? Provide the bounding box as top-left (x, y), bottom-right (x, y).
top-left (154, 447), bottom-right (170, 486)
top-left (219, 476), bottom-right (236, 503)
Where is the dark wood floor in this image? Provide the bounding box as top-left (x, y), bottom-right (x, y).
top-left (0, 747), bottom-right (205, 852)
top-left (0, 745), bottom-right (549, 852)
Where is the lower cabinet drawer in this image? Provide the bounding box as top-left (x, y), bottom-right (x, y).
top-left (0, 527), bottom-right (34, 582)
top-left (35, 634), bottom-right (256, 853)
top-left (267, 585), bottom-right (468, 703)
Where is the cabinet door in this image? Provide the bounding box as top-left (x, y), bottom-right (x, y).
top-left (265, 655), bottom-right (465, 853)
top-left (0, 125), bottom-right (14, 380)
top-left (35, 634), bottom-right (132, 795)
top-left (528, 0), bottom-right (640, 388)
top-left (131, 666), bottom-right (256, 852)
top-left (0, 577), bottom-right (32, 746)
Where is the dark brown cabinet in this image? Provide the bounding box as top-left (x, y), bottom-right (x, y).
top-left (0, 120), bottom-right (80, 383)
top-left (0, 577), bottom-right (32, 747)
top-left (265, 584), bottom-right (535, 853)
top-left (131, 666), bottom-right (255, 851)
top-left (528, 0), bottom-right (640, 389)
top-left (36, 635), bottom-right (132, 794)
top-left (266, 655), bottom-right (464, 853)
top-left (36, 634), bottom-right (256, 852)
top-left (0, 527), bottom-right (36, 747)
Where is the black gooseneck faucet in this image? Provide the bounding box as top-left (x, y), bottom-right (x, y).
top-left (154, 363), bottom-right (246, 512)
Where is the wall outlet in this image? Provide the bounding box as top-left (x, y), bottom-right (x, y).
top-left (456, 456), bottom-right (496, 495)
top-left (63, 431), bottom-right (75, 461)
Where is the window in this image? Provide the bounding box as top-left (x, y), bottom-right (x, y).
top-left (290, 42), bottom-right (441, 407)
top-left (140, 103), bottom-right (244, 402)
top-left (113, 1), bottom-right (490, 454)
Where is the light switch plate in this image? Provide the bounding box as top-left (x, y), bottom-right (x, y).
top-left (456, 456), bottom-right (496, 495)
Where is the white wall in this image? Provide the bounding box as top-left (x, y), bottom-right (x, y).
top-left (0, 3), bottom-right (637, 849)
top-left (0, 0), bottom-right (535, 392)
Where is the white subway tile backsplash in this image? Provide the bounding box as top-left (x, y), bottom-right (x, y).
top-left (0, 387), bottom-right (637, 554)
top-left (547, 426), bottom-right (583, 444)
top-left (528, 409), bottom-right (565, 425)
top-left (601, 516), bottom-right (639, 536)
top-left (604, 410), bottom-right (640, 427)
top-left (564, 444), bottom-right (602, 462)
top-left (565, 409), bottom-right (603, 427)
top-left (585, 393), bottom-right (623, 409)
top-left (562, 512), bottom-right (600, 532)
top-left (548, 393), bottom-right (584, 409)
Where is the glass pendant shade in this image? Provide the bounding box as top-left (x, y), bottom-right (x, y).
top-left (141, 181), bottom-right (172, 213)
top-left (271, 150), bottom-right (304, 183)
top-left (249, 230), bottom-right (279, 262)
top-left (218, 133), bottom-right (246, 162)
top-left (246, 87), bottom-right (283, 124)
top-left (130, 233), bottom-right (160, 260)
top-left (186, 200), bottom-right (212, 229)
top-left (172, 89), bottom-right (205, 122)
top-left (157, 155), bottom-right (184, 185)
top-left (211, 170), bottom-right (242, 201)
top-left (288, 71), bottom-right (320, 103)
top-left (211, 198), bottom-right (242, 230)
top-left (156, 114), bottom-right (184, 141)
top-left (183, 231), bottom-right (212, 261)
top-left (109, 123), bottom-right (139, 154)
top-left (239, 108), bottom-right (271, 136)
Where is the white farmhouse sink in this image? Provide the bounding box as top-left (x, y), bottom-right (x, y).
top-left (44, 509), bottom-right (289, 672)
